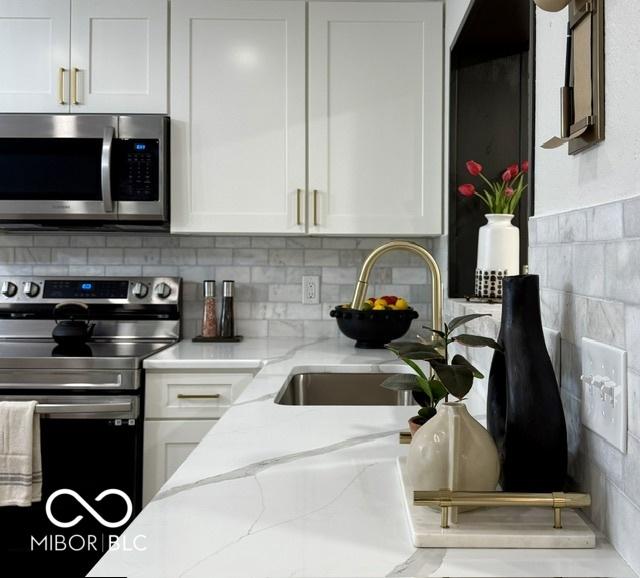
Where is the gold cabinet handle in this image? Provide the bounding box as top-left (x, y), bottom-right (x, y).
top-left (177, 393), bottom-right (220, 399)
top-left (58, 67), bottom-right (67, 105)
top-left (296, 188), bottom-right (302, 226)
top-left (71, 67), bottom-right (80, 105)
top-left (313, 189), bottom-right (319, 226)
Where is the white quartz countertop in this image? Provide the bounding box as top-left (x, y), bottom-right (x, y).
top-left (143, 338), bottom-right (311, 370)
top-left (91, 338), bottom-right (636, 578)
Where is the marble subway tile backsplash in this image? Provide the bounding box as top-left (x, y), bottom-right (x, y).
top-left (529, 195), bottom-right (640, 574)
top-left (0, 234), bottom-right (435, 339)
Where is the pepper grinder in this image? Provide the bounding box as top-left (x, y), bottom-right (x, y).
top-left (201, 280), bottom-right (218, 338)
top-left (219, 280), bottom-right (235, 338)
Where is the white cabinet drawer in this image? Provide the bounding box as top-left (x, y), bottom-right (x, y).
top-left (145, 371), bottom-right (253, 419)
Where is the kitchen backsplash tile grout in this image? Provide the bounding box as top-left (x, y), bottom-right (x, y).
top-left (527, 194), bottom-right (640, 573)
top-left (0, 234), bottom-right (435, 339)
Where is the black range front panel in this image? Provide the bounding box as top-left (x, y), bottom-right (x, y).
top-left (0, 394), bottom-right (143, 577)
top-left (43, 279), bottom-right (130, 300)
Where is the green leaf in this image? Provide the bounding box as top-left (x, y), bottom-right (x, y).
top-left (401, 358), bottom-right (428, 381)
top-left (451, 354), bottom-right (484, 379)
top-left (428, 378), bottom-right (449, 403)
top-left (430, 360), bottom-right (474, 399)
top-left (417, 334), bottom-right (447, 351)
top-left (401, 350), bottom-right (445, 361)
top-left (447, 313), bottom-right (491, 333)
top-left (380, 373), bottom-right (419, 391)
top-left (418, 406), bottom-right (437, 421)
top-left (421, 325), bottom-right (446, 338)
top-left (387, 341), bottom-right (443, 361)
top-left (415, 375), bottom-right (433, 402)
top-left (453, 333), bottom-right (502, 350)
top-left (412, 389), bottom-right (430, 407)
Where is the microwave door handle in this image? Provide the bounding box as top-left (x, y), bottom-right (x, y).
top-left (101, 126), bottom-right (114, 213)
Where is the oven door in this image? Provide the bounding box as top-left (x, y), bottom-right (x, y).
top-left (0, 115), bottom-right (117, 222)
top-left (0, 394), bottom-right (142, 577)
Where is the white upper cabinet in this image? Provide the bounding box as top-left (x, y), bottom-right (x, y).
top-left (171, 0), bottom-right (306, 234)
top-left (308, 2), bottom-right (443, 235)
top-left (0, 0), bottom-right (167, 114)
top-left (70, 0), bottom-right (168, 113)
top-left (0, 0), bottom-right (70, 113)
top-left (172, 0), bottom-right (443, 236)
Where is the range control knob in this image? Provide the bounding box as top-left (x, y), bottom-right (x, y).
top-left (1, 281), bottom-right (17, 298)
top-left (132, 282), bottom-right (149, 299)
top-left (23, 281), bottom-right (40, 298)
top-left (154, 282), bottom-right (172, 299)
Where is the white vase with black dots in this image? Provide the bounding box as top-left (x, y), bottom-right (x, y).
top-left (475, 213), bottom-right (519, 299)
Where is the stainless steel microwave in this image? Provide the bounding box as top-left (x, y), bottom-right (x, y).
top-left (0, 114), bottom-right (169, 229)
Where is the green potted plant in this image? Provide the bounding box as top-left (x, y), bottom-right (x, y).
top-left (381, 313), bottom-right (501, 435)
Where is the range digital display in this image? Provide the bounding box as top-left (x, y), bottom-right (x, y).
top-left (43, 280), bottom-right (129, 299)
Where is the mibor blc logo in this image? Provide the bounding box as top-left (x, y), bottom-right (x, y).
top-left (45, 489), bottom-right (133, 528)
top-left (31, 489), bottom-right (146, 553)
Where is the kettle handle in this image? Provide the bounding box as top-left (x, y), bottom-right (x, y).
top-left (54, 302), bottom-right (90, 322)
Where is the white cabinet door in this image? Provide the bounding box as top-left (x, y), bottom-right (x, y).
top-left (143, 419), bottom-right (216, 505)
top-left (70, 0), bottom-right (167, 113)
top-left (171, 0), bottom-right (306, 234)
top-left (308, 2), bottom-right (443, 236)
top-left (0, 0), bottom-right (70, 112)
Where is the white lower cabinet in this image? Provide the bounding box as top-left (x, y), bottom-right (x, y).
top-left (143, 369), bottom-right (254, 505)
top-left (143, 419), bottom-right (215, 505)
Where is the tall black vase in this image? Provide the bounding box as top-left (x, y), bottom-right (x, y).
top-left (487, 274), bottom-right (567, 491)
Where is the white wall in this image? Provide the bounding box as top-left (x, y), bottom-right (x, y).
top-left (535, 1), bottom-right (640, 215)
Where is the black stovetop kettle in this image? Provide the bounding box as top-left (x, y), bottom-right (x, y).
top-left (52, 302), bottom-right (95, 346)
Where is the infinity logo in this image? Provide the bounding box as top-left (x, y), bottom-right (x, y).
top-left (45, 489), bottom-right (133, 529)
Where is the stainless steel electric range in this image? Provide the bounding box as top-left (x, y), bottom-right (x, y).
top-left (0, 275), bottom-right (181, 577)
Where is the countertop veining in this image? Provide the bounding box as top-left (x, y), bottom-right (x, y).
top-left (90, 338), bottom-right (636, 578)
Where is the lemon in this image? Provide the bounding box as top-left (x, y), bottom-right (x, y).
top-left (395, 298), bottom-right (409, 310)
top-left (374, 298), bottom-right (388, 308)
top-left (372, 304), bottom-right (386, 310)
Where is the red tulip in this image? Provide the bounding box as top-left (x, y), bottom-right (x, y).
top-left (521, 160), bottom-right (529, 173)
top-left (466, 160), bottom-right (483, 176)
top-left (502, 164), bottom-right (519, 182)
top-left (458, 183), bottom-right (476, 197)
top-left (505, 187), bottom-right (515, 197)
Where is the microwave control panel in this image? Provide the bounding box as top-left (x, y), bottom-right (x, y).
top-left (113, 139), bottom-right (160, 202)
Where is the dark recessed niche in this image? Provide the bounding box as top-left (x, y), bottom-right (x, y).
top-left (448, 0), bottom-right (535, 298)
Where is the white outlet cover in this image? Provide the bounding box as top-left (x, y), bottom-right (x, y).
top-left (302, 275), bottom-right (320, 305)
top-left (581, 337), bottom-right (627, 454)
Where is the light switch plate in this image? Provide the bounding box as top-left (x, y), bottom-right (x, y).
top-left (581, 337), bottom-right (627, 453)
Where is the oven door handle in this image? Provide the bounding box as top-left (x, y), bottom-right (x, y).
top-left (35, 401), bottom-right (131, 415)
top-left (0, 374), bottom-right (124, 389)
top-left (101, 126), bottom-right (115, 213)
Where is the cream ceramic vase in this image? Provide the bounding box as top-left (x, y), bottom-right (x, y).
top-left (475, 213), bottom-right (519, 299)
top-left (407, 402), bottom-right (500, 497)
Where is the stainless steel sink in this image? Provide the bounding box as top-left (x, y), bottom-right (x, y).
top-left (275, 373), bottom-right (413, 406)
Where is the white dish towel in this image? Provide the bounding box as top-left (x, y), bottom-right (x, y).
top-left (0, 401), bottom-right (42, 506)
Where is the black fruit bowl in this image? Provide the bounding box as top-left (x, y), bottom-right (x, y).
top-left (330, 305), bottom-right (419, 348)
